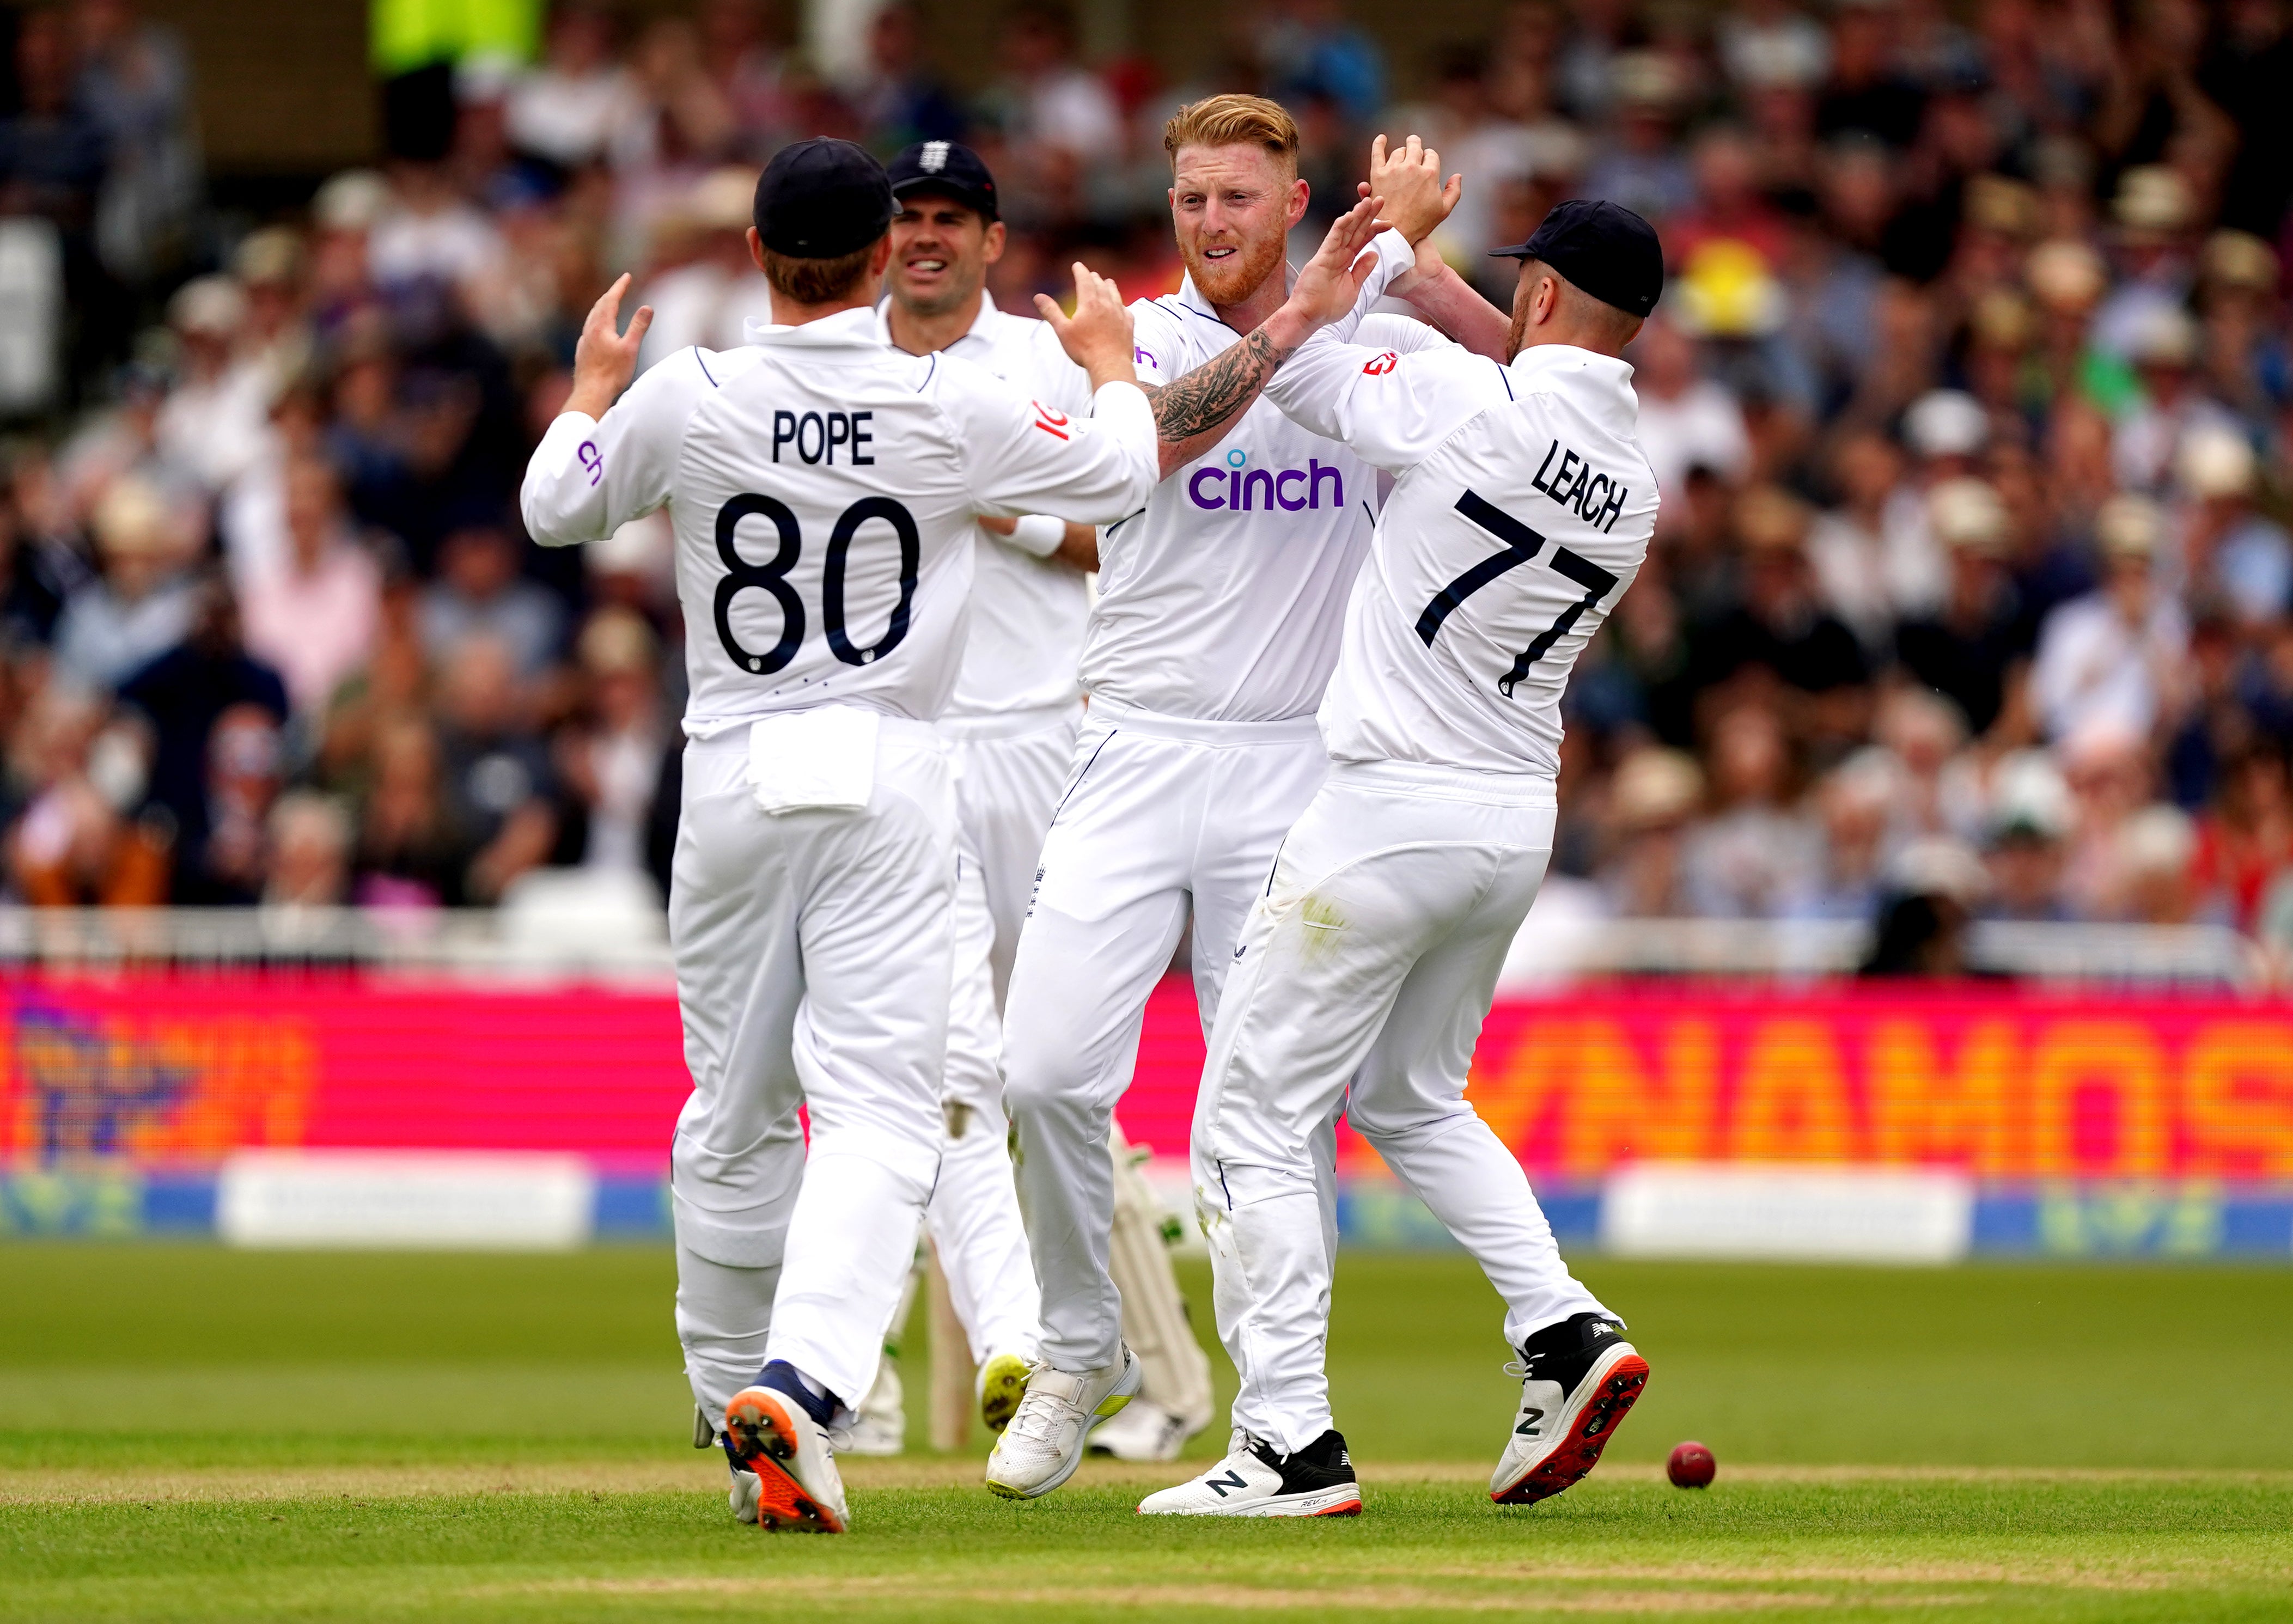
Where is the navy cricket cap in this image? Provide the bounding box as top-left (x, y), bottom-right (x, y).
top-left (753, 138), bottom-right (895, 259)
top-left (1491, 199), bottom-right (1665, 319)
top-left (887, 140), bottom-right (999, 223)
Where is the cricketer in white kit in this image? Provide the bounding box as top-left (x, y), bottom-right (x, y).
top-left (519, 138), bottom-right (1158, 1533)
top-left (984, 105), bottom-right (1488, 1500)
top-left (868, 138), bottom-right (1218, 1460)
top-left (1142, 198), bottom-right (1668, 1519)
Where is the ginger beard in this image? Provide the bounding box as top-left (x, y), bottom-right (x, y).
top-left (1170, 146), bottom-right (1303, 308)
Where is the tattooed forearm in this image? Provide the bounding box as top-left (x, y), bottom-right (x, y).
top-left (1145, 328), bottom-right (1300, 446)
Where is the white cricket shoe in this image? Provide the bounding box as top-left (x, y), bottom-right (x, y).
top-left (723, 1383), bottom-right (850, 1533)
top-left (977, 1350), bottom-right (1030, 1435)
top-left (1087, 1397), bottom-right (1196, 1461)
top-left (982, 1347), bottom-right (1141, 1500)
top-left (1138, 1428), bottom-right (1362, 1517)
top-left (1489, 1312), bottom-right (1649, 1506)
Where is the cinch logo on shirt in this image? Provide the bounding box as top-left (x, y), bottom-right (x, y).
top-left (1187, 449), bottom-right (1344, 512)
top-left (1362, 351), bottom-right (1399, 375)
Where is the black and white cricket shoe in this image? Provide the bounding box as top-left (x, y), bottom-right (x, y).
top-left (1137, 1428), bottom-right (1362, 1517)
top-left (1489, 1312), bottom-right (1648, 1505)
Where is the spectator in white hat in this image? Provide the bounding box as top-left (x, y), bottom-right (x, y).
top-left (306, 169), bottom-right (388, 320)
top-left (2112, 304), bottom-right (2242, 493)
top-left (1893, 477), bottom-right (2027, 738)
top-left (153, 274), bottom-right (272, 493)
top-left (2113, 803), bottom-right (2204, 926)
top-left (51, 475), bottom-right (200, 691)
top-left (1788, 749), bottom-right (1896, 921)
top-left (2029, 494), bottom-right (2188, 743)
top-left (1878, 387), bottom-right (1988, 620)
top-left (1978, 749), bottom-right (2074, 922)
top-left (1595, 746), bottom-right (1705, 918)
top-left (633, 165), bottom-right (772, 370)
top-left (2091, 164), bottom-right (2198, 363)
top-left (1717, 0), bottom-right (1831, 94)
top-left (2170, 426), bottom-right (2289, 626)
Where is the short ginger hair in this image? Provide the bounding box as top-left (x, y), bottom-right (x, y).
top-left (1161, 94), bottom-right (1300, 173)
top-left (763, 240), bottom-right (879, 305)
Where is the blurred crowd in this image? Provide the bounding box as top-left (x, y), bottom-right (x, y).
top-left (0, 0), bottom-right (2291, 957)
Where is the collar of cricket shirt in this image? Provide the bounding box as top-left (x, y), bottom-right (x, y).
top-left (742, 306), bottom-right (884, 349)
top-left (870, 288), bottom-right (1001, 355)
top-left (1508, 344), bottom-right (1641, 434)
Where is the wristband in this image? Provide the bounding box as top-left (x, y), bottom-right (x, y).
top-left (1005, 514), bottom-right (1068, 557)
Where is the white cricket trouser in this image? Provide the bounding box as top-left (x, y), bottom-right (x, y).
top-left (668, 720), bottom-right (954, 1417)
top-left (930, 707), bottom-right (1078, 1365)
top-left (1195, 761), bottom-right (1610, 1455)
top-left (1003, 699), bottom-right (1339, 1373)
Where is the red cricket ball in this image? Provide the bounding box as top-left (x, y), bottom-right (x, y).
top-left (1667, 1441), bottom-right (1716, 1488)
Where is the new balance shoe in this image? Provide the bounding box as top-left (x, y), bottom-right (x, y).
top-left (1489, 1312), bottom-right (1648, 1506)
top-left (723, 1363), bottom-right (850, 1533)
top-left (983, 1347), bottom-right (1141, 1500)
top-left (978, 1350), bottom-right (1030, 1435)
top-left (1087, 1397), bottom-right (1196, 1461)
top-left (1138, 1428), bottom-right (1362, 1517)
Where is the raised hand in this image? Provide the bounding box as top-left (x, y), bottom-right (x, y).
top-left (1282, 194), bottom-right (1390, 333)
top-left (1038, 262), bottom-right (1138, 390)
top-left (567, 273), bottom-right (653, 419)
top-left (1366, 133), bottom-right (1461, 245)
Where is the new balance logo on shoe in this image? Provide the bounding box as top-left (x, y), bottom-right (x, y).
top-left (1515, 1407), bottom-right (1546, 1437)
top-left (1137, 1429), bottom-right (1362, 1517)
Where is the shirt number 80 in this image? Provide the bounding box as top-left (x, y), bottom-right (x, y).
top-left (713, 493), bottom-right (920, 676)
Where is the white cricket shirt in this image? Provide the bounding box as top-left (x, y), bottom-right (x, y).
top-left (874, 291), bottom-right (1096, 731)
top-left (1087, 229), bottom-right (1433, 723)
top-left (520, 308), bottom-right (1157, 737)
top-left (1265, 323), bottom-right (1660, 777)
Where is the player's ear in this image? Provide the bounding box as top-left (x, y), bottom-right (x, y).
top-left (746, 227), bottom-right (767, 274)
top-left (869, 234), bottom-right (895, 276)
top-left (1285, 175), bottom-right (1310, 230)
top-left (982, 218), bottom-right (1008, 267)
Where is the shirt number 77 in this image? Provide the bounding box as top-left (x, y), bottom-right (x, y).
top-left (1413, 490), bottom-right (1619, 698)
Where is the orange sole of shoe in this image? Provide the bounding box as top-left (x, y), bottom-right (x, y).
top-left (724, 1389), bottom-right (845, 1534)
top-left (1490, 1354), bottom-right (1650, 1506)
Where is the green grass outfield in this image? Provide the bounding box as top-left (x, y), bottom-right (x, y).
top-left (2, 1244), bottom-right (2290, 1621)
